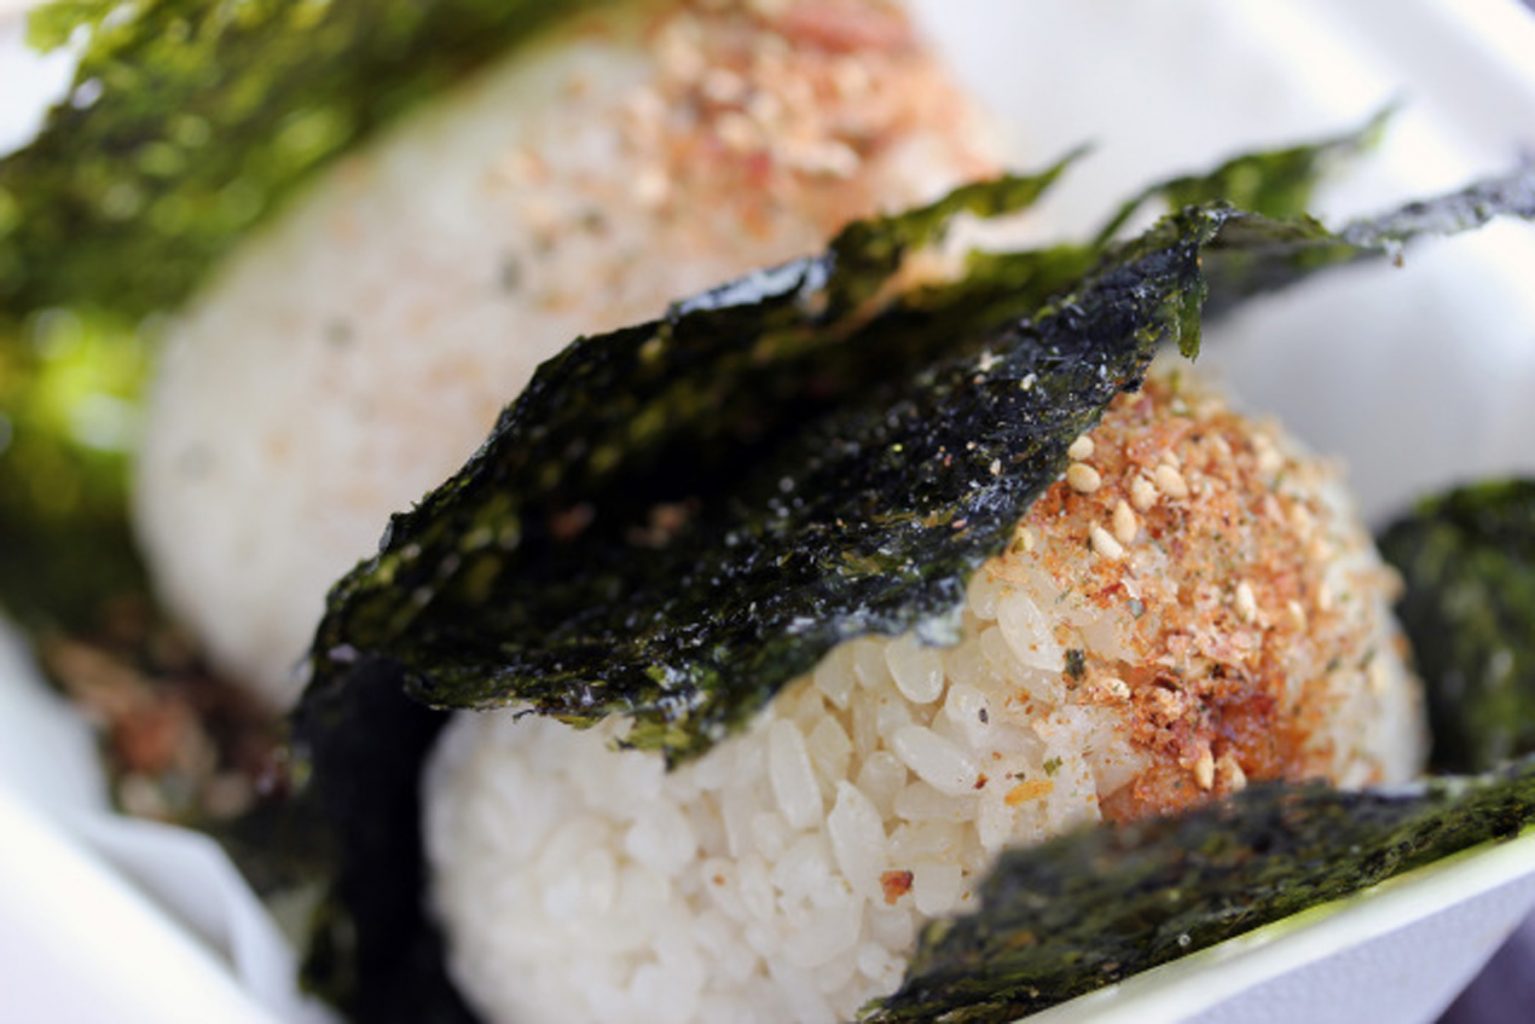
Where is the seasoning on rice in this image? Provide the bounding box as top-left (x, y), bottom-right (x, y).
top-left (422, 369), bottom-right (1424, 1024)
top-left (134, 0), bottom-right (998, 709)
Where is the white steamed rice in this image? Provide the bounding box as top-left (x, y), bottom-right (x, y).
top-left (423, 370), bottom-right (1425, 1024)
top-left (133, 0), bottom-right (997, 707)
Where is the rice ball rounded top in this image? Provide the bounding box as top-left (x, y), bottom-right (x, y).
top-left (423, 369), bottom-right (1424, 1024)
top-left (133, 0), bottom-right (999, 707)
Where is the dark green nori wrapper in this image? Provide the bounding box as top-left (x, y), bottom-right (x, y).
top-left (289, 148), bottom-right (1535, 1021)
top-left (865, 762), bottom-right (1535, 1023)
top-left (1380, 480), bottom-right (1535, 773)
top-left (301, 160), bottom-right (1535, 767)
top-left (1, 0), bottom-right (602, 320)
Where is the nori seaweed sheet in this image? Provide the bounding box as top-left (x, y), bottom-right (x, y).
top-left (290, 156), bottom-right (1535, 1021)
top-left (303, 162), bottom-right (1535, 766)
top-left (865, 761), bottom-right (1535, 1023)
top-left (1, 0), bottom-right (602, 320)
top-left (1381, 480), bottom-right (1535, 773)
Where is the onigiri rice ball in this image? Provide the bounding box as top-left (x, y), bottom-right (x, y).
top-left (421, 369), bottom-right (1426, 1024)
top-left (134, 0), bottom-right (999, 707)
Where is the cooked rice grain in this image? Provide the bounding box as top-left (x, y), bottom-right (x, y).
top-left (424, 371), bottom-right (1425, 1024)
top-left (135, 0), bottom-right (997, 707)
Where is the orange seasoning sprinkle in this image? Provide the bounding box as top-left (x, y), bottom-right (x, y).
top-left (1006, 374), bottom-right (1399, 823)
top-left (1004, 779), bottom-right (1053, 806)
top-left (880, 869), bottom-right (914, 905)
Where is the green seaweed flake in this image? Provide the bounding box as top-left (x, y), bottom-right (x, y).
top-left (865, 760), bottom-right (1535, 1023)
top-left (1, 0), bottom-right (600, 319)
top-left (1380, 480), bottom-right (1535, 773)
top-left (1091, 104), bottom-right (1395, 245)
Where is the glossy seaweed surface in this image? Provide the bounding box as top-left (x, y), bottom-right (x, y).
top-left (290, 139), bottom-right (1535, 1020)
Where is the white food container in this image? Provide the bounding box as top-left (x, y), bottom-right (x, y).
top-left (2, 1), bottom-right (1534, 1021)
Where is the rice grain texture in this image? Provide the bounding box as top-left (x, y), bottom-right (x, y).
top-left (134, 0), bottom-right (997, 707)
top-left (424, 372), bottom-right (1425, 1024)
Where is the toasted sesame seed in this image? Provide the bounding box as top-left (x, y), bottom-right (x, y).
top-left (745, 89), bottom-right (783, 126)
top-left (1067, 463), bottom-right (1101, 493)
top-left (1368, 657), bottom-right (1391, 695)
top-left (1100, 676), bottom-right (1131, 701)
top-left (1254, 435), bottom-right (1283, 476)
top-left (633, 167), bottom-right (670, 208)
top-left (1316, 580), bottom-right (1334, 613)
top-left (1067, 435), bottom-right (1095, 460)
top-left (1234, 581), bottom-right (1258, 623)
top-left (831, 57), bottom-right (872, 99)
top-left (1219, 754), bottom-right (1247, 792)
top-left (715, 111), bottom-right (760, 152)
top-left (1130, 475), bottom-right (1158, 512)
top-left (1194, 748), bottom-right (1215, 790)
top-left (1112, 500), bottom-right (1138, 545)
top-left (700, 67), bottom-right (746, 104)
top-left (1289, 503), bottom-right (1315, 535)
top-left (1151, 687), bottom-right (1184, 719)
top-left (1287, 599), bottom-right (1308, 630)
top-left (1090, 524), bottom-right (1124, 561)
top-left (1154, 463), bottom-right (1189, 500)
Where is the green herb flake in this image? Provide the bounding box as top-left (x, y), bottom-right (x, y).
top-left (1091, 104), bottom-right (1394, 245)
top-left (1380, 480), bottom-right (1535, 773)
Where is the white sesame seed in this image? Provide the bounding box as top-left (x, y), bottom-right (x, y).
top-left (700, 67), bottom-right (746, 104)
top-left (1289, 503), bottom-right (1315, 535)
top-left (715, 111), bottom-right (760, 152)
top-left (745, 90), bottom-right (783, 126)
top-left (784, 139), bottom-right (860, 179)
top-left (1112, 500), bottom-right (1138, 545)
top-left (1368, 657), bottom-right (1391, 695)
top-left (1254, 435), bottom-right (1283, 476)
top-left (1194, 748), bottom-right (1215, 790)
top-left (1316, 581), bottom-right (1334, 613)
top-left (1287, 599), bottom-right (1308, 630)
top-left (1067, 435), bottom-right (1095, 460)
top-left (1089, 524), bottom-right (1124, 561)
top-left (831, 57), bottom-right (872, 99)
top-left (1100, 676), bottom-right (1131, 701)
top-left (1130, 475), bottom-right (1158, 512)
top-left (633, 167), bottom-right (670, 208)
top-left (624, 88), bottom-right (666, 130)
top-left (1219, 754), bottom-right (1247, 792)
top-left (1154, 463), bottom-right (1189, 500)
top-left (989, 458), bottom-right (1002, 477)
top-left (1234, 581), bottom-right (1258, 623)
top-left (1017, 526), bottom-right (1036, 553)
top-left (1066, 463), bottom-right (1101, 493)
